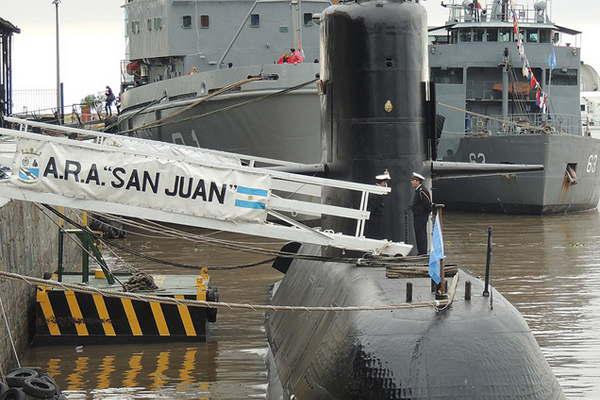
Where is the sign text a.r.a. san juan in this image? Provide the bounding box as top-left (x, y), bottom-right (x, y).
top-left (15, 140), bottom-right (271, 223)
top-left (40, 156), bottom-right (228, 203)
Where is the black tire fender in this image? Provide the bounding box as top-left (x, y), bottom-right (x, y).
top-left (5, 368), bottom-right (39, 388)
top-left (22, 377), bottom-right (57, 399)
top-left (0, 388), bottom-right (26, 400)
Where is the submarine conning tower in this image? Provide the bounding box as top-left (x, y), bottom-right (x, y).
top-left (320, 0), bottom-right (430, 248)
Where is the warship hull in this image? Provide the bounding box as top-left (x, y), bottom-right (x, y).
top-left (434, 134), bottom-right (600, 213)
top-left (265, 244), bottom-right (565, 399)
top-left (119, 64), bottom-right (322, 164)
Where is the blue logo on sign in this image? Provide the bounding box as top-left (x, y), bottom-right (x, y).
top-left (18, 150), bottom-right (42, 184)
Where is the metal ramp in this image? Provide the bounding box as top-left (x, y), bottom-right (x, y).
top-left (0, 117), bottom-right (412, 256)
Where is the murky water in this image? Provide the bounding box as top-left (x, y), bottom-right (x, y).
top-left (22, 212), bottom-right (600, 399)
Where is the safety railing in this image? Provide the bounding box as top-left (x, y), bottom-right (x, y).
top-left (1, 116), bottom-right (411, 256)
top-left (467, 112), bottom-right (581, 136)
top-left (444, 0), bottom-right (550, 24)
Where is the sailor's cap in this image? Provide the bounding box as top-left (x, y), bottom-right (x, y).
top-left (411, 172), bottom-right (426, 181)
top-left (375, 170), bottom-right (391, 181)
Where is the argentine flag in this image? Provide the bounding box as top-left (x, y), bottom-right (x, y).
top-left (428, 214), bottom-right (445, 284)
top-left (234, 185), bottom-right (269, 210)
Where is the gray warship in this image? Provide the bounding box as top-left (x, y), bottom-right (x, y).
top-left (265, 0), bottom-right (564, 398)
top-left (118, 0), bottom-right (600, 214)
top-left (118, 0), bottom-right (327, 164)
top-left (430, 0), bottom-right (600, 213)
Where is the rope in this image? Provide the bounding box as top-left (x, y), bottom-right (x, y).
top-left (0, 293), bottom-right (21, 368)
top-left (117, 76), bottom-right (265, 135)
top-left (103, 238), bottom-right (276, 271)
top-left (34, 204), bottom-right (126, 287)
top-left (121, 78), bottom-right (318, 135)
top-left (0, 270), bottom-right (447, 313)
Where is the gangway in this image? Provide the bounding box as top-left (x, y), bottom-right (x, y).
top-left (0, 117), bottom-right (412, 256)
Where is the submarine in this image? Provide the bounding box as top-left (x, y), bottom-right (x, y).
top-left (265, 0), bottom-right (565, 398)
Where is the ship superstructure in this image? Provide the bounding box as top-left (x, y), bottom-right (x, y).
top-left (429, 0), bottom-right (600, 213)
top-left (118, 0), bottom-right (328, 163)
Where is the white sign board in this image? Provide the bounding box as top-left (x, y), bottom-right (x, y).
top-left (12, 139), bottom-right (271, 223)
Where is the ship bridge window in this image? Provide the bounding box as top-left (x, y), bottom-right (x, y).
top-left (147, 18), bottom-right (152, 31)
top-left (304, 13), bottom-right (313, 26)
top-left (540, 29), bottom-right (551, 43)
top-left (526, 29), bottom-right (539, 43)
top-left (200, 15), bottom-right (210, 28)
top-left (459, 29), bottom-right (473, 42)
top-left (280, 26), bottom-right (289, 33)
top-left (450, 30), bottom-right (458, 44)
top-left (154, 17), bottom-right (162, 31)
top-left (547, 69), bottom-right (578, 86)
top-left (250, 14), bottom-right (260, 27)
top-left (473, 28), bottom-right (485, 42)
top-left (487, 29), bottom-right (498, 42)
top-left (499, 28), bottom-right (512, 42)
top-left (131, 21), bottom-right (140, 34)
top-left (432, 67), bottom-right (464, 84)
top-left (182, 15), bottom-right (192, 29)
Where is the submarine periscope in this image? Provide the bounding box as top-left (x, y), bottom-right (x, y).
top-left (265, 0), bottom-right (564, 399)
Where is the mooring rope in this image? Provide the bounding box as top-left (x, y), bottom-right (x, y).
top-left (0, 270), bottom-right (450, 313)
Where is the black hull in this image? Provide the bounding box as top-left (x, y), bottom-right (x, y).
top-left (266, 245), bottom-right (564, 399)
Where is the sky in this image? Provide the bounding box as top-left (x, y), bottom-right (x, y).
top-left (2, 0), bottom-right (600, 113)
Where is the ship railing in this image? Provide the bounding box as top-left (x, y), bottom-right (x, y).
top-left (444, 1), bottom-right (549, 24)
top-left (1, 116), bottom-right (412, 256)
top-left (9, 103), bottom-right (107, 128)
top-left (466, 112), bottom-right (581, 136)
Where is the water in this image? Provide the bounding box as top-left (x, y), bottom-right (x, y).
top-left (22, 212), bottom-right (600, 399)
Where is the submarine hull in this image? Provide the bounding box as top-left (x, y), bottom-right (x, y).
top-left (266, 244), bottom-right (564, 399)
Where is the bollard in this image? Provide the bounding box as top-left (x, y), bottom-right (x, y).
top-left (465, 281), bottom-right (471, 301)
top-left (483, 226), bottom-right (492, 297)
top-left (406, 282), bottom-right (413, 303)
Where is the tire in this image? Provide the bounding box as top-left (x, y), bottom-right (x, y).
top-left (22, 377), bottom-right (57, 399)
top-left (0, 388), bottom-right (26, 400)
top-left (5, 368), bottom-right (39, 388)
top-left (39, 375), bottom-right (59, 394)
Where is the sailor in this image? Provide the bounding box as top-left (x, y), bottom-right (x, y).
top-left (375, 169), bottom-right (391, 187)
top-left (410, 172), bottom-right (432, 255)
top-left (365, 170), bottom-right (391, 239)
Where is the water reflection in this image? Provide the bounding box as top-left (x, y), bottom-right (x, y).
top-left (444, 211), bottom-right (600, 399)
top-left (22, 216), bottom-right (600, 398)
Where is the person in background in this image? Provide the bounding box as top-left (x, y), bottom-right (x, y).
top-left (104, 86), bottom-right (116, 117)
top-left (277, 52), bottom-right (289, 64)
top-left (410, 172), bottom-right (432, 255)
top-left (287, 48), bottom-right (305, 64)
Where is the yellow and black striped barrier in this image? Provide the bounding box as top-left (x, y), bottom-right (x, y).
top-left (34, 269), bottom-right (217, 344)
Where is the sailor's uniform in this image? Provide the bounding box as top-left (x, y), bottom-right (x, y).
top-left (412, 183), bottom-right (432, 255)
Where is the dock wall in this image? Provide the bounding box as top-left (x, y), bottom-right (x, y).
top-left (0, 200), bottom-right (78, 373)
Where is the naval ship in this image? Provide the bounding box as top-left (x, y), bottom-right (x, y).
top-left (118, 0), bottom-right (600, 214)
top-left (429, 0), bottom-right (600, 213)
top-left (118, 0), bottom-right (328, 164)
